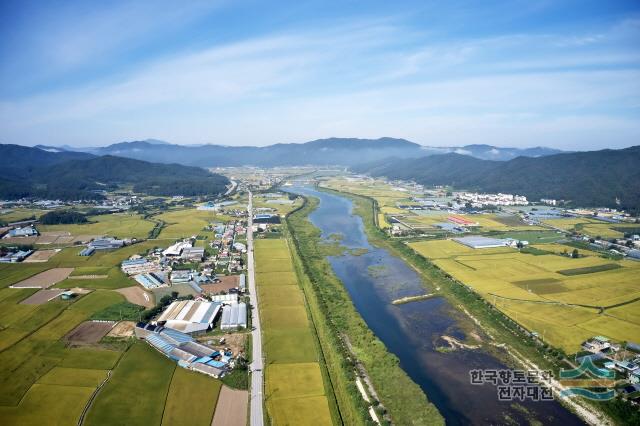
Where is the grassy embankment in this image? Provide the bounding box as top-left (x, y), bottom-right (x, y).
top-left (286, 195), bottom-right (444, 426)
top-left (325, 186), bottom-right (639, 425)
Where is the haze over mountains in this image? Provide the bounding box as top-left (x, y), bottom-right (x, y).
top-left (1, 139), bottom-right (638, 210)
top-left (56, 138), bottom-right (565, 166)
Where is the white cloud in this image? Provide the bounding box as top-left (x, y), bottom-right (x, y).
top-left (1, 15), bottom-right (639, 149)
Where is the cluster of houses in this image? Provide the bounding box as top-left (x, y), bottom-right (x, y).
top-left (454, 192), bottom-right (529, 207)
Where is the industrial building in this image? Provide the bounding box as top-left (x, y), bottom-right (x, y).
top-left (79, 246), bottom-right (95, 256)
top-left (181, 247), bottom-right (204, 261)
top-left (121, 258), bottom-right (158, 275)
top-left (89, 237), bottom-right (125, 250)
top-left (6, 226), bottom-right (38, 238)
top-left (220, 302), bottom-right (247, 330)
top-left (155, 300), bottom-right (222, 333)
top-left (135, 323), bottom-right (230, 378)
top-left (0, 249), bottom-right (33, 263)
top-left (134, 272), bottom-right (167, 289)
top-left (163, 241), bottom-right (192, 257)
top-left (170, 270), bottom-right (192, 284)
top-left (453, 236), bottom-right (511, 249)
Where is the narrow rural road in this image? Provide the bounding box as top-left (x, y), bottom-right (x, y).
top-left (247, 191), bottom-right (264, 426)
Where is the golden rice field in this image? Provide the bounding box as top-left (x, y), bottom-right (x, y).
top-left (410, 238), bottom-right (640, 353)
top-left (254, 238), bottom-right (332, 425)
top-left (39, 213), bottom-right (154, 240)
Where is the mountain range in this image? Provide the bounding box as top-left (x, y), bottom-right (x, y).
top-left (54, 138), bottom-right (564, 166)
top-left (352, 146), bottom-right (640, 210)
top-left (0, 144), bottom-right (229, 200)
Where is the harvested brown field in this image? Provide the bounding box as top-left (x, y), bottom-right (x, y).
top-left (65, 321), bottom-right (115, 345)
top-left (211, 386), bottom-right (248, 426)
top-left (1, 236), bottom-right (38, 245)
top-left (107, 321), bottom-right (136, 337)
top-left (10, 267), bottom-right (74, 288)
top-left (201, 275), bottom-right (240, 294)
top-left (69, 275), bottom-right (109, 280)
top-left (116, 286), bottom-right (154, 308)
top-left (35, 231), bottom-right (71, 244)
top-left (23, 249), bottom-right (60, 262)
top-left (20, 289), bottom-right (65, 304)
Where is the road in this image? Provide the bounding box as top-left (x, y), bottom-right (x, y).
top-left (247, 191), bottom-right (264, 426)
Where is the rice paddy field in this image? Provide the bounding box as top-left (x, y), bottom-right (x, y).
top-left (0, 208), bottom-right (49, 224)
top-left (409, 238), bottom-right (640, 353)
top-left (39, 213), bottom-right (154, 240)
top-left (156, 208), bottom-right (232, 239)
top-left (0, 212), bottom-right (221, 425)
top-left (254, 238), bottom-right (333, 425)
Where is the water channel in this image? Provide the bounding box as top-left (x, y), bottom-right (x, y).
top-left (287, 185), bottom-right (582, 425)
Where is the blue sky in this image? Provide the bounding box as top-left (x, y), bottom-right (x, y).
top-left (1, 0), bottom-right (639, 149)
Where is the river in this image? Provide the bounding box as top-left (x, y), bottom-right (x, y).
top-left (287, 185), bottom-right (582, 425)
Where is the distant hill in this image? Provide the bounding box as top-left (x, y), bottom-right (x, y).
top-left (0, 145), bottom-right (229, 200)
top-left (81, 137), bottom-right (563, 167)
top-left (353, 146), bottom-right (640, 210)
top-left (0, 144), bottom-right (95, 179)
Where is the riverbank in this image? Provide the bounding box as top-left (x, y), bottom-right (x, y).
top-left (319, 184), bottom-right (616, 426)
top-left (286, 194), bottom-right (444, 425)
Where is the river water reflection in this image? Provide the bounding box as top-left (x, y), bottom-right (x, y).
top-left (287, 185), bottom-right (581, 425)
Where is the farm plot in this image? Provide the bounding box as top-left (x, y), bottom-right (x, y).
top-left (23, 249), bottom-right (59, 262)
top-left (20, 289), bottom-right (66, 304)
top-left (162, 367), bottom-right (222, 426)
top-left (0, 383), bottom-right (95, 426)
top-left (157, 208), bottom-right (231, 239)
top-left (211, 386), bottom-right (248, 426)
top-left (10, 268), bottom-right (74, 288)
top-left (84, 343), bottom-right (176, 426)
top-left (39, 213), bottom-right (154, 240)
top-left (116, 285), bottom-right (154, 308)
top-left (410, 238), bottom-right (640, 352)
top-left (254, 238), bottom-right (332, 425)
top-left (64, 321), bottom-right (115, 346)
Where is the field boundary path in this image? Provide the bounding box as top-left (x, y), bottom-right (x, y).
top-left (247, 191), bottom-right (265, 426)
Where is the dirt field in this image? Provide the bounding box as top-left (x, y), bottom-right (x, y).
top-left (1, 236), bottom-right (38, 245)
top-left (35, 231), bottom-right (71, 244)
top-left (20, 289), bottom-right (65, 305)
top-left (65, 321), bottom-right (115, 345)
top-left (23, 249), bottom-right (60, 263)
top-left (116, 286), bottom-right (154, 308)
top-left (10, 267), bottom-right (74, 288)
top-left (200, 275), bottom-right (240, 294)
top-left (107, 321), bottom-right (135, 338)
top-left (69, 275), bottom-right (109, 280)
top-left (211, 386), bottom-right (248, 426)
top-left (197, 332), bottom-right (246, 356)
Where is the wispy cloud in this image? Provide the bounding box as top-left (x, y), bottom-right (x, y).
top-left (1, 4), bottom-right (639, 149)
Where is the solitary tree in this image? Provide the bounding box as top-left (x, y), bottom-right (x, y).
top-left (571, 248), bottom-right (579, 258)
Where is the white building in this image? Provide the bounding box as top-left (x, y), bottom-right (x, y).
top-left (155, 300), bottom-right (222, 333)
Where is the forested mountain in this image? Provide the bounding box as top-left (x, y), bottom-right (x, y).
top-left (353, 146), bottom-right (640, 209)
top-left (0, 145), bottom-right (229, 200)
top-left (83, 138), bottom-right (563, 167)
top-left (0, 144), bottom-right (95, 179)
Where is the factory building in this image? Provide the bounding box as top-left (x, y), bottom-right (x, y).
top-left (155, 300), bottom-right (222, 333)
top-left (453, 236), bottom-right (511, 249)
